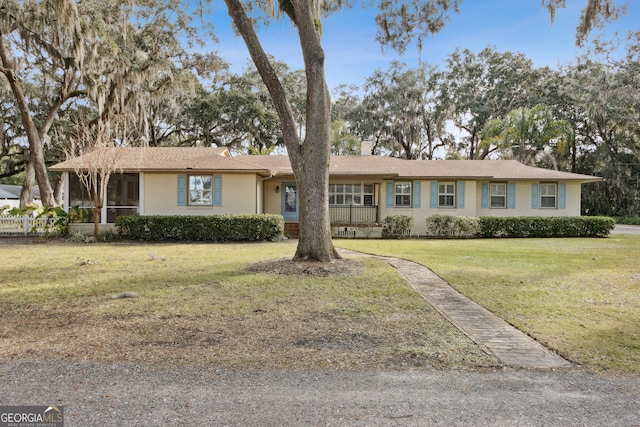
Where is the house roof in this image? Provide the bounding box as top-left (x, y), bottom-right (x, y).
top-left (50, 148), bottom-right (601, 183)
top-left (235, 155), bottom-right (601, 182)
top-left (233, 155), bottom-right (487, 179)
top-left (421, 159), bottom-right (601, 182)
top-left (50, 147), bottom-right (272, 176)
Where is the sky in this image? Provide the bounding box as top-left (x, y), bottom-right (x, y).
top-left (206, 1), bottom-right (639, 90)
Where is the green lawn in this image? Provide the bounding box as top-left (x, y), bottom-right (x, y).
top-left (3, 236), bottom-right (638, 372)
top-left (335, 235), bottom-right (640, 372)
top-left (0, 240), bottom-right (494, 370)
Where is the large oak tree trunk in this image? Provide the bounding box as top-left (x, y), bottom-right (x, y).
top-left (224, 0), bottom-right (339, 262)
top-left (292, 142), bottom-right (337, 261)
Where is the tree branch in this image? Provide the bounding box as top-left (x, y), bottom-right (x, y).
top-left (223, 0), bottom-right (299, 153)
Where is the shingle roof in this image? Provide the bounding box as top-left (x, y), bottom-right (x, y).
top-left (50, 147), bottom-right (271, 175)
top-left (408, 159), bottom-right (602, 182)
top-left (50, 148), bottom-right (601, 182)
top-left (235, 155), bottom-right (601, 182)
top-left (433, 160), bottom-right (600, 181)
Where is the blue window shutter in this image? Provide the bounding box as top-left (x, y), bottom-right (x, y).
top-left (177, 175), bottom-right (186, 206)
top-left (430, 181), bottom-right (438, 208)
top-left (558, 183), bottom-right (566, 209)
top-left (457, 181), bottom-right (465, 209)
top-left (413, 181), bottom-right (421, 208)
top-left (508, 183), bottom-right (516, 209)
top-left (531, 183), bottom-right (539, 209)
top-left (481, 183), bottom-right (489, 208)
top-left (386, 181), bottom-right (394, 208)
top-left (213, 175), bottom-right (222, 206)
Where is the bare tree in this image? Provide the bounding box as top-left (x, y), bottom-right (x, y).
top-left (61, 116), bottom-right (131, 236)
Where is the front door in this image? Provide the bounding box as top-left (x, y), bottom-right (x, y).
top-left (282, 183), bottom-right (299, 221)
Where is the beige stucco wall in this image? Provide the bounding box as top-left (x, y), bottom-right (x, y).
top-left (263, 181), bottom-right (283, 216)
top-left (475, 181), bottom-right (582, 217)
top-left (379, 179), bottom-right (477, 235)
top-left (378, 179), bottom-right (583, 234)
top-left (144, 173), bottom-right (259, 215)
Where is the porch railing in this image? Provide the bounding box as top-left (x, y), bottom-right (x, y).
top-left (0, 215), bottom-right (59, 236)
top-left (329, 205), bottom-right (378, 224)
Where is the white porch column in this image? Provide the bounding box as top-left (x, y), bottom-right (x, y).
top-left (101, 202), bottom-right (107, 224)
top-left (139, 172), bottom-right (145, 215)
top-left (62, 172), bottom-right (70, 211)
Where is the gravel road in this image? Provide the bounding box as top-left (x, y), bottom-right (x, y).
top-left (2, 359), bottom-right (639, 426)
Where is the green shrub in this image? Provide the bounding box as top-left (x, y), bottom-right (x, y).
top-left (477, 216), bottom-right (615, 238)
top-left (382, 215), bottom-right (414, 239)
top-left (115, 214), bottom-right (285, 242)
top-left (425, 215), bottom-right (480, 238)
top-left (99, 229), bottom-right (122, 242)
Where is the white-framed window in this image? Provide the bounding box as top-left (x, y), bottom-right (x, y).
top-left (189, 175), bottom-right (213, 206)
top-left (395, 182), bottom-right (412, 207)
top-left (363, 184), bottom-right (374, 206)
top-left (438, 182), bottom-right (455, 208)
top-left (329, 183), bottom-right (374, 206)
top-left (540, 183), bottom-right (557, 208)
top-left (490, 183), bottom-right (507, 208)
top-left (330, 184), bottom-right (360, 205)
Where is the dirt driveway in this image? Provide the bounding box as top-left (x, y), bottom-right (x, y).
top-left (2, 359), bottom-right (639, 426)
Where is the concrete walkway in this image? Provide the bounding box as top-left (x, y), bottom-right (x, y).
top-left (340, 249), bottom-right (572, 369)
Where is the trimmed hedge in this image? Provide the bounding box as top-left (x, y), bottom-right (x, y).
top-left (425, 214), bottom-right (480, 238)
top-left (115, 214), bottom-right (285, 242)
top-left (477, 216), bottom-right (615, 238)
top-left (423, 215), bottom-right (615, 238)
top-left (382, 214), bottom-right (414, 239)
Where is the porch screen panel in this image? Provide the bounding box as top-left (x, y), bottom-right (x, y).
top-left (106, 173), bottom-right (140, 222)
top-left (68, 174), bottom-right (96, 223)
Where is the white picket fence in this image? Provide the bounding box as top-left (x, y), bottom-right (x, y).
top-left (0, 215), bottom-right (59, 236)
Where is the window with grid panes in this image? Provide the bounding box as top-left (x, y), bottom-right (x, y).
top-left (329, 183), bottom-right (374, 205)
top-left (540, 183), bottom-right (557, 208)
top-left (490, 183), bottom-right (507, 208)
top-left (189, 175), bottom-right (213, 205)
top-left (438, 182), bottom-right (455, 208)
top-left (395, 182), bottom-right (412, 207)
